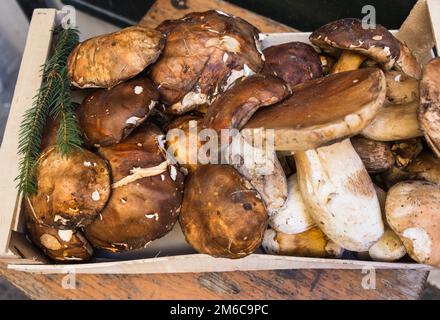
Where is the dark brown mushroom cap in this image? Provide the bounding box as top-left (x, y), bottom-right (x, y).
top-left (351, 137), bottom-right (394, 173)
top-left (202, 74), bottom-right (290, 133)
top-left (29, 148), bottom-right (111, 229)
top-left (149, 10), bottom-right (264, 114)
top-left (419, 58), bottom-right (440, 157)
top-left (243, 68), bottom-right (386, 151)
top-left (262, 42), bottom-right (323, 86)
top-left (68, 26), bottom-right (165, 89)
top-left (77, 77), bottom-right (159, 147)
top-left (84, 123), bottom-right (184, 252)
top-left (25, 209), bottom-right (93, 263)
top-left (309, 18), bottom-right (400, 70)
top-left (180, 164), bottom-right (267, 258)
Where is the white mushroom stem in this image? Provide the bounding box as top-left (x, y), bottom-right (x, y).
top-left (112, 161), bottom-right (168, 188)
top-left (295, 139), bottom-right (384, 252)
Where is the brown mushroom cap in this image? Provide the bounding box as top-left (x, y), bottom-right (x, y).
top-left (395, 40), bottom-right (422, 79)
top-left (385, 71), bottom-right (419, 104)
top-left (179, 164), bottom-right (267, 258)
top-left (29, 148), bottom-right (111, 229)
top-left (68, 26), bottom-right (164, 89)
top-left (84, 123), bottom-right (184, 252)
top-left (261, 42), bottom-right (323, 86)
top-left (386, 180), bottom-right (440, 267)
top-left (419, 57), bottom-right (440, 157)
top-left (382, 151), bottom-right (440, 188)
top-left (202, 74), bottom-right (290, 133)
top-left (243, 68), bottom-right (386, 151)
top-left (77, 77), bottom-right (159, 147)
top-left (26, 212), bottom-right (93, 263)
top-left (309, 18), bottom-right (400, 70)
top-left (351, 136), bottom-right (394, 173)
top-left (149, 10), bottom-right (264, 114)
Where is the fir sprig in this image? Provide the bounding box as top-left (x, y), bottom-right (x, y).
top-left (16, 25), bottom-right (83, 196)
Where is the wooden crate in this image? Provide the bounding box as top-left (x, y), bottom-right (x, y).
top-left (0, 1), bottom-right (439, 274)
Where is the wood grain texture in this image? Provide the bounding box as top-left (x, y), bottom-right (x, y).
top-left (138, 0), bottom-right (297, 32)
top-left (0, 261), bottom-right (428, 299)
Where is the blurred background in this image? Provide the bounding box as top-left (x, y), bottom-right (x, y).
top-left (0, 0), bottom-right (438, 299)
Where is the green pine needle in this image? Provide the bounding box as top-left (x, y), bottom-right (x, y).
top-left (16, 25), bottom-right (83, 196)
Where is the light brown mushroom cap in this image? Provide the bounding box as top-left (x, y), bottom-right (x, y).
top-left (243, 68), bottom-right (386, 151)
top-left (29, 148), bottom-right (111, 229)
top-left (361, 100), bottom-right (422, 141)
top-left (68, 26), bottom-right (164, 89)
top-left (179, 164), bottom-right (267, 259)
top-left (385, 71), bottom-right (419, 104)
top-left (309, 18), bottom-right (400, 70)
top-left (386, 180), bottom-right (440, 267)
top-left (419, 57), bottom-right (440, 157)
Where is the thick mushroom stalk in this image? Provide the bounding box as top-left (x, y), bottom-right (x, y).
top-left (295, 139), bottom-right (384, 251)
top-left (332, 51), bottom-right (367, 74)
top-left (419, 58), bottom-right (440, 157)
top-left (268, 174), bottom-right (315, 234)
top-left (262, 227), bottom-right (343, 258)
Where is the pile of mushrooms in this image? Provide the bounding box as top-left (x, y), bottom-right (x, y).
top-left (24, 11), bottom-right (440, 268)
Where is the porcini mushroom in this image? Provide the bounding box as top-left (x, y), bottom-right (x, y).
top-left (262, 227), bottom-right (343, 258)
top-left (382, 151), bottom-right (440, 188)
top-left (295, 139), bottom-right (384, 251)
top-left (309, 18), bottom-right (400, 72)
top-left (385, 71), bottom-right (419, 104)
top-left (261, 42), bottom-right (323, 86)
top-left (361, 100), bottom-right (422, 141)
top-left (26, 217), bottom-right (93, 263)
top-left (390, 138), bottom-right (423, 168)
top-left (149, 10), bottom-right (264, 114)
top-left (386, 181), bottom-right (440, 267)
top-left (268, 174), bottom-right (314, 234)
top-left (179, 164), bottom-right (267, 258)
top-left (419, 57), bottom-right (440, 157)
top-left (84, 123), bottom-right (184, 252)
top-left (351, 136), bottom-right (395, 173)
top-left (366, 185), bottom-right (406, 262)
top-left (68, 26), bottom-right (164, 88)
top-left (28, 148), bottom-right (111, 229)
top-left (77, 77), bottom-right (159, 147)
top-left (244, 68), bottom-right (386, 151)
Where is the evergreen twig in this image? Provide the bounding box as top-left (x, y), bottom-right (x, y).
top-left (16, 25), bottom-right (83, 196)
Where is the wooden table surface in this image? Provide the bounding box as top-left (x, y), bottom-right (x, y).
top-left (0, 0), bottom-right (429, 300)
